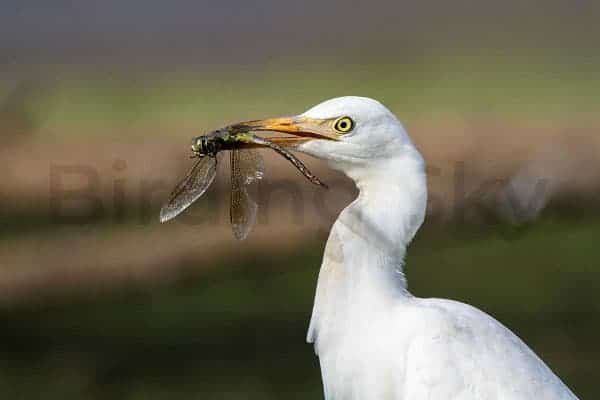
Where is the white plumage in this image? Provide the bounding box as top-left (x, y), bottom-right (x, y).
top-left (290, 97), bottom-right (578, 399)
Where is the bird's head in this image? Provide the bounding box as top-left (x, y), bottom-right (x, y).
top-left (230, 96), bottom-right (424, 182)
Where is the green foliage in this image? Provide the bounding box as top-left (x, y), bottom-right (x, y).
top-left (5, 54), bottom-right (598, 142)
top-left (0, 216), bottom-right (598, 399)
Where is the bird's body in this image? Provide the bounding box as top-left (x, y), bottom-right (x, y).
top-left (294, 97), bottom-right (579, 400)
top-left (222, 96), bottom-right (580, 399)
top-left (314, 294), bottom-right (577, 399)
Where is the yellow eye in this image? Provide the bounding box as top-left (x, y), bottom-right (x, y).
top-left (333, 116), bottom-right (354, 133)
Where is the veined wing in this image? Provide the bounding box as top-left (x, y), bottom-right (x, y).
top-left (160, 156), bottom-right (218, 223)
top-left (230, 149), bottom-right (265, 240)
top-left (250, 135), bottom-right (327, 188)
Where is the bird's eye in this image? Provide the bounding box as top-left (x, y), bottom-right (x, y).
top-left (333, 116), bottom-right (354, 134)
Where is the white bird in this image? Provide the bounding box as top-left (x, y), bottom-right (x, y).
top-left (231, 97), bottom-right (579, 400)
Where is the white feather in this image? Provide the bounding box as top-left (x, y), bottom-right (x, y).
top-left (295, 97), bottom-right (578, 400)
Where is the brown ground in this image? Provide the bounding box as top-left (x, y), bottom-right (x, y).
top-left (1, 118), bottom-right (599, 304)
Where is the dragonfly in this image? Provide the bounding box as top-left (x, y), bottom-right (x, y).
top-left (160, 128), bottom-right (326, 240)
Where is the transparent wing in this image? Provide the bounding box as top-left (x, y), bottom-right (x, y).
top-left (230, 149), bottom-right (265, 240)
top-left (159, 156), bottom-right (218, 223)
top-left (249, 134), bottom-right (327, 188)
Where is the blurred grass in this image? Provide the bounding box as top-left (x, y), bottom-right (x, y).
top-left (3, 53), bottom-right (598, 142)
top-left (1, 213), bottom-right (598, 399)
top-left (1, 54), bottom-right (599, 398)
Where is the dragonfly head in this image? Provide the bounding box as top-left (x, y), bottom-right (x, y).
top-left (191, 136), bottom-right (204, 155)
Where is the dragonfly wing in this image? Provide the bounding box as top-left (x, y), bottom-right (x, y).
top-left (248, 134), bottom-right (327, 188)
top-left (230, 149), bottom-right (265, 240)
top-left (159, 156), bottom-right (217, 223)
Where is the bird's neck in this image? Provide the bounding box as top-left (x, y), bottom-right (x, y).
top-left (308, 152), bottom-right (427, 347)
top-left (337, 154), bottom-right (427, 289)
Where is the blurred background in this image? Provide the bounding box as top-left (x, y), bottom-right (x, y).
top-left (1, 1), bottom-right (599, 398)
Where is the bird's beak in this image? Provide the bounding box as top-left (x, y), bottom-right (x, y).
top-left (229, 116), bottom-right (341, 147)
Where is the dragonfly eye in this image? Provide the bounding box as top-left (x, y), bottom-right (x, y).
top-left (191, 137), bottom-right (203, 153)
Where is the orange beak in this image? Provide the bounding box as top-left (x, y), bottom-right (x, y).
top-left (228, 116), bottom-right (342, 147)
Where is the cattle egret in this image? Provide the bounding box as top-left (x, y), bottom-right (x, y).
top-left (233, 97), bottom-right (579, 399)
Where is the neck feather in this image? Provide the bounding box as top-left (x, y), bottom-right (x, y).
top-left (307, 152), bottom-right (427, 349)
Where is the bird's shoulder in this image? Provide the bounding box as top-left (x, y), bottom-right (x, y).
top-left (404, 297), bottom-right (508, 339)
top-left (398, 297), bottom-right (578, 399)
top-left (402, 297), bottom-right (541, 365)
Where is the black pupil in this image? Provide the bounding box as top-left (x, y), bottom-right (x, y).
top-left (340, 121), bottom-right (347, 129)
